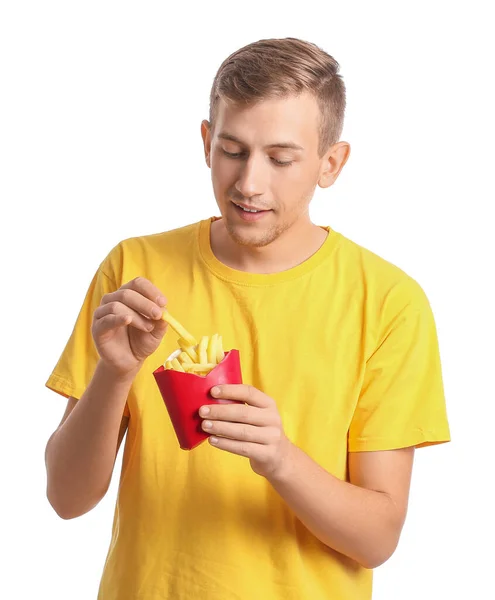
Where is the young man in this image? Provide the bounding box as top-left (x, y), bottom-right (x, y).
top-left (45, 38), bottom-right (451, 599)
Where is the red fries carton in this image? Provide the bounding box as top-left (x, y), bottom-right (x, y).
top-left (153, 349), bottom-right (243, 450)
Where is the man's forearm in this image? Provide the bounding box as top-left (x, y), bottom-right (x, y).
top-left (45, 360), bottom-right (137, 519)
top-left (267, 444), bottom-right (402, 569)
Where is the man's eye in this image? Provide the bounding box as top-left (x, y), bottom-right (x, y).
top-left (271, 158), bottom-right (293, 167)
top-left (221, 150), bottom-right (293, 167)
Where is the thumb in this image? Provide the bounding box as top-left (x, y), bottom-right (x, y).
top-left (149, 318), bottom-right (168, 340)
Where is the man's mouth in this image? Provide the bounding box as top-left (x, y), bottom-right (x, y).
top-left (231, 201), bottom-right (270, 213)
top-left (230, 201), bottom-right (272, 222)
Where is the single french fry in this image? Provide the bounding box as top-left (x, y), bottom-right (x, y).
top-left (216, 335), bottom-right (224, 363)
top-left (207, 333), bottom-right (218, 364)
top-left (165, 360), bottom-right (174, 369)
top-left (177, 338), bottom-right (199, 362)
top-left (178, 351), bottom-right (193, 365)
top-left (198, 336), bottom-right (208, 364)
top-left (162, 310), bottom-right (197, 347)
top-left (171, 358), bottom-right (185, 372)
top-left (185, 346), bottom-right (199, 362)
top-left (184, 363), bottom-right (216, 373)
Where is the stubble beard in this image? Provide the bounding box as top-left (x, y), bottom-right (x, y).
top-left (224, 216), bottom-right (288, 248)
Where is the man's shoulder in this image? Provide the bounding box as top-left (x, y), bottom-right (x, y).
top-left (335, 231), bottom-right (429, 309)
top-left (100, 219), bottom-right (207, 278)
top-left (120, 219), bottom-right (204, 252)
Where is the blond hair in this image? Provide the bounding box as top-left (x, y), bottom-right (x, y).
top-left (209, 37), bottom-right (346, 158)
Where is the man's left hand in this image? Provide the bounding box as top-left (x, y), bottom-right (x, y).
top-left (199, 384), bottom-right (293, 478)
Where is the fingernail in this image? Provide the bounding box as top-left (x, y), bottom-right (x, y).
top-left (203, 420), bottom-right (212, 429)
top-left (210, 437), bottom-right (219, 445)
top-left (152, 308), bottom-right (161, 318)
top-left (211, 386), bottom-right (220, 397)
top-left (200, 406), bottom-right (210, 416)
top-left (157, 296), bottom-right (167, 306)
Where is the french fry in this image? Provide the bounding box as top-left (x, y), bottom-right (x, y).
top-left (216, 335), bottom-right (224, 363)
top-left (171, 358), bottom-right (185, 372)
top-left (162, 310), bottom-right (197, 347)
top-left (178, 339), bottom-right (199, 362)
top-left (207, 333), bottom-right (218, 364)
top-left (161, 313), bottom-right (229, 377)
top-left (184, 363), bottom-right (217, 373)
top-left (178, 351), bottom-right (193, 365)
top-left (198, 336), bottom-right (208, 365)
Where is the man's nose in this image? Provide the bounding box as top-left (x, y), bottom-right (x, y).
top-left (234, 155), bottom-right (266, 198)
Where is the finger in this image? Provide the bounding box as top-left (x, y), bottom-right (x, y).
top-left (93, 313), bottom-right (133, 336)
top-left (210, 384), bottom-right (271, 408)
top-left (202, 420), bottom-right (272, 444)
top-left (94, 302), bottom-right (154, 333)
top-left (121, 277), bottom-right (167, 308)
top-left (208, 436), bottom-right (264, 460)
top-left (101, 288), bottom-right (164, 321)
top-left (148, 317), bottom-right (168, 340)
top-left (199, 402), bottom-right (267, 426)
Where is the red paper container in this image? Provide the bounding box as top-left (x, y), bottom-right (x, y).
top-left (153, 349), bottom-right (243, 450)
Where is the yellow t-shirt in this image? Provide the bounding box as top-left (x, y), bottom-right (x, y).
top-left (46, 217), bottom-right (451, 600)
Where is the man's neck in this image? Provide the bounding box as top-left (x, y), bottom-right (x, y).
top-left (210, 218), bottom-right (328, 275)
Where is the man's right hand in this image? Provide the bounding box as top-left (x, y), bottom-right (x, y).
top-left (92, 277), bottom-right (168, 377)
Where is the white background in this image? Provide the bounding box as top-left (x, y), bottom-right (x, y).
top-left (1, 1), bottom-right (494, 598)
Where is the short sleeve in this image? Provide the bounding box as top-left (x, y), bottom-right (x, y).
top-left (348, 280), bottom-right (451, 452)
top-left (45, 246), bottom-right (131, 418)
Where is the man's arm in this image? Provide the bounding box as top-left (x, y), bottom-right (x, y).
top-left (54, 397), bottom-right (129, 453)
top-left (267, 445), bottom-right (414, 569)
top-left (45, 360), bottom-right (135, 520)
top-left (200, 384), bottom-right (415, 569)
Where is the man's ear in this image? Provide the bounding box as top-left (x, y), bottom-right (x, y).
top-left (318, 141), bottom-right (351, 189)
top-left (201, 120), bottom-right (212, 168)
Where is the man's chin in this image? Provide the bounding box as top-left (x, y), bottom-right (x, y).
top-left (224, 219), bottom-right (279, 248)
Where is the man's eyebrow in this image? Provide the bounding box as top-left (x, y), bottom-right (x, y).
top-left (217, 132), bottom-right (304, 151)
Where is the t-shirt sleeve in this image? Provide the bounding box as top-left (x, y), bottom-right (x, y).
top-left (45, 246), bottom-right (130, 418)
top-left (348, 279), bottom-right (451, 452)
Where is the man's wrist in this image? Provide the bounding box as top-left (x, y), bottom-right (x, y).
top-left (267, 438), bottom-right (299, 484)
top-left (95, 359), bottom-right (141, 388)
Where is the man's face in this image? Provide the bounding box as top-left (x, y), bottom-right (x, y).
top-left (201, 92), bottom-right (349, 248)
